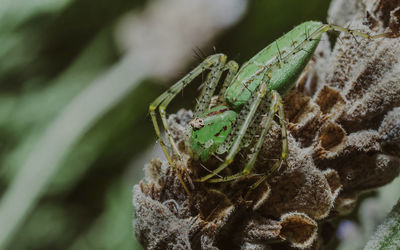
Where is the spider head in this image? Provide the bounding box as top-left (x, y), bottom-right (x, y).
top-left (185, 105), bottom-right (237, 162)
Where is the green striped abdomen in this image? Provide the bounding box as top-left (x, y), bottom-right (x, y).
top-left (225, 21), bottom-right (323, 109)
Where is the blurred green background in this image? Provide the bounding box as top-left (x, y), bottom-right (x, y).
top-left (0, 0), bottom-right (361, 249)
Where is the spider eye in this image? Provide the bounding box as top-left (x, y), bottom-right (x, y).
top-left (189, 117), bottom-right (204, 130)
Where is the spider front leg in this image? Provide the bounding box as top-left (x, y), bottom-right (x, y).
top-left (242, 90), bottom-right (289, 191)
top-left (207, 90), bottom-right (288, 183)
top-left (149, 53), bottom-right (228, 195)
top-left (197, 71), bottom-right (272, 182)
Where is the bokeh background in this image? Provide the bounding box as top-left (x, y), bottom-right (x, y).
top-left (0, 0), bottom-right (398, 249)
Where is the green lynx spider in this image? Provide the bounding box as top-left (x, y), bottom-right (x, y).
top-left (149, 21), bottom-right (390, 195)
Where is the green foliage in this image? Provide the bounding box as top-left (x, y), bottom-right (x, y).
top-left (364, 199), bottom-right (400, 249)
top-left (360, 176), bottom-right (400, 250)
top-left (0, 0), bottom-right (150, 249)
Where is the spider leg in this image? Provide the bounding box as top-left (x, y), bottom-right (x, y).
top-left (207, 90), bottom-right (288, 183)
top-left (149, 54), bottom-right (227, 195)
top-left (197, 69), bottom-right (272, 182)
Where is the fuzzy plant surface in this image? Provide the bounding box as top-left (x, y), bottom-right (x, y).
top-left (133, 0), bottom-right (400, 249)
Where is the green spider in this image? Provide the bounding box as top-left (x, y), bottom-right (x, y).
top-left (149, 21), bottom-right (390, 195)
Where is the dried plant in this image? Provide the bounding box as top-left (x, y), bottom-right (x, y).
top-left (133, 0), bottom-right (400, 249)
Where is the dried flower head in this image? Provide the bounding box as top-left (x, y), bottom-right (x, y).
top-left (133, 0), bottom-right (400, 249)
